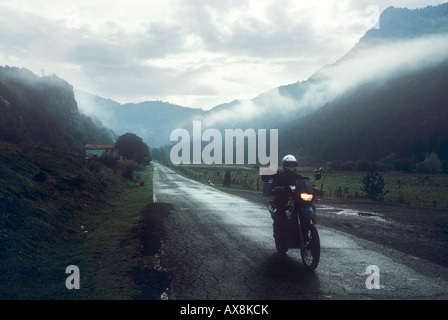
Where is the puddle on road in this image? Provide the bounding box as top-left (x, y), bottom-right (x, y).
top-left (318, 205), bottom-right (390, 224)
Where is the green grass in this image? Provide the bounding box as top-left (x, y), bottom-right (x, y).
top-left (317, 171), bottom-right (448, 209)
top-left (168, 163), bottom-right (448, 210)
top-left (75, 166), bottom-right (154, 299)
top-left (0, 142), bottom-right (154, 299)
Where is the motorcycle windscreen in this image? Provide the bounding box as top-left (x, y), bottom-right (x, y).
top-left (296, 177), bottom-right (313, 194)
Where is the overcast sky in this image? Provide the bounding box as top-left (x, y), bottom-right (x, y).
top-left (0, 0), bottom-right (446, 110)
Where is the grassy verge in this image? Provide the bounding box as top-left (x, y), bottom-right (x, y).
top-left (71, 165), bottom-right (154, 299)
top-left (0, 142), bottom-right (155, 299)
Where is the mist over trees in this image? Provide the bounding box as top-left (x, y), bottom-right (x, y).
top-left (277, 59), bottom-right (448, 171)
top-left (278, 56), bottom-right (448, 173)
top-left (274, 4), bottom-right (448, 173)
top-left (0, 66), bottom-right (114, 152)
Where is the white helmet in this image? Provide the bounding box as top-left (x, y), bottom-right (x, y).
top-left (282, 155), bottom-right (297, 173)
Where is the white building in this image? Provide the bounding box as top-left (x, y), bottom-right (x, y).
top-left (85, 144), bottom-right (117, 158)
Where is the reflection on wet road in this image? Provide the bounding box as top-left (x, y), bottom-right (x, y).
top-left (153, 163), bottom-right (448, 300)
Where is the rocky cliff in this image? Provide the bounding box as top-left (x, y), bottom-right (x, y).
top-left (0, 66), bottom-right (114, 152)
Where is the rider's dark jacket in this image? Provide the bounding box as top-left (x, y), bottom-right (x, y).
top-left (264, 171), bottom-right (303, 208)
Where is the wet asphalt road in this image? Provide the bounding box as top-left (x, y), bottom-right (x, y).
top-left (153, 163), bottom-right (448, 300)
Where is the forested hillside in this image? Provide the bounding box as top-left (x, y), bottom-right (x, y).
top-left (279, 57), bottom-right (448, 172)
top-left (0, 66), bottom-right (114, 152)
top-left (272, 4), bottom-right (448, 172)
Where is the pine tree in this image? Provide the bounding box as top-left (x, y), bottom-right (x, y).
top-left (361, 165), bottom-right (389, 201)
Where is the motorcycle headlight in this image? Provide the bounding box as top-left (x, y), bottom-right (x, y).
top-left (300, 193), bottom-right (313, 201)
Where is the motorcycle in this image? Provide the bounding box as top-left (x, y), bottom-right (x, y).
top-left (267, 173), bottom-right (322, 271)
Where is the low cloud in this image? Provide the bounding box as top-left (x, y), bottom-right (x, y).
top-left (1, 0), bottom-right (447, 110)
top-left (202, 34), bottom-right (448, 127)
top-left (297, 34), bottom-right (448, 113)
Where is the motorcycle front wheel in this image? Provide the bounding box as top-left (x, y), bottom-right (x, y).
top-left (275, 232), bottom-right (288, 254)
top-left (300, 224), bottom-right (320, 271)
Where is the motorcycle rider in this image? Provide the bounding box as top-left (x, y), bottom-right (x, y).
top-left (262, 155), bottom-right (305, 244)
top-left (262, 154), bottom-right (301, 199)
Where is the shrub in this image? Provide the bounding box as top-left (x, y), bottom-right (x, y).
top-left (98, 155), bottom-right (118, 169)
top-left (340, 161), bottom-right (357, 171)
top-left (357, 160), bottom-right (372, 172)
top-left (416, 153), bottom-right (443, 173)
top-left (118, 160), bottom-right (138, 180)
top-left (392, 158), bottom-right (414, 172)
top-left (361, 166), bottom-right (389, 201)
top-left (122, 166), bottom-right (134, 180)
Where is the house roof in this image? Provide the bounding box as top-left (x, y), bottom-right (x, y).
top-left (85, 144), bottom-right (116, 150)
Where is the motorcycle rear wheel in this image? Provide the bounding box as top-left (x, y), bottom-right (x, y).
top-left (300, 224), bottom-right (320, 271)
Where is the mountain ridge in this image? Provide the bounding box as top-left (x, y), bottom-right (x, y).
top-left (75, 89), bottom-right (206, 148)
top-left (273, 3), bottom-right (448, 169)
top-left (278, 56), bottom-right (448, 170)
